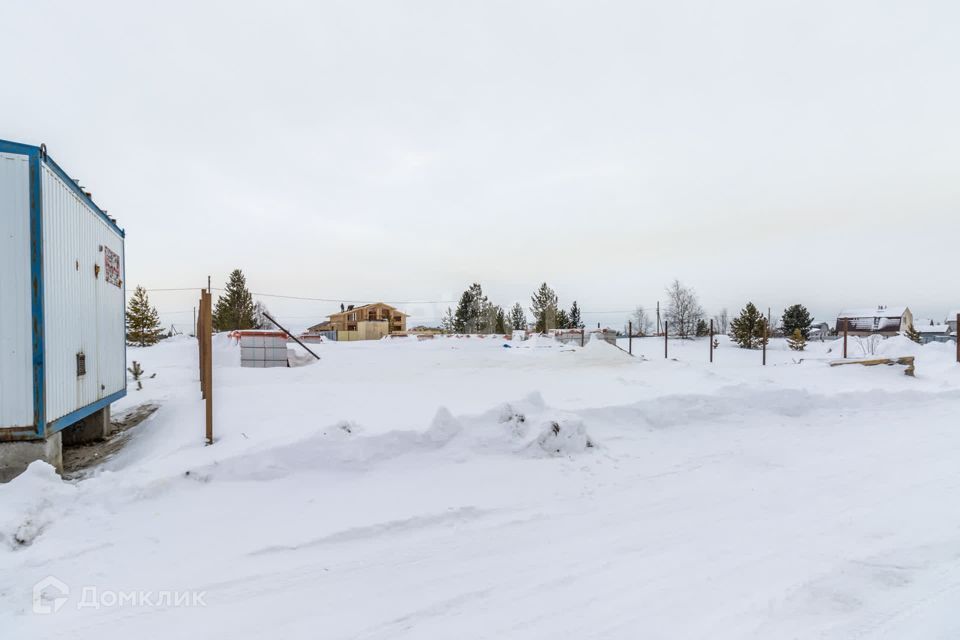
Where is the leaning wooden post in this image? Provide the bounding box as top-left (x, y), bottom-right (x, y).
top-left (843, 319), bottom-right (848, 359)
top-left (709, 319), bottom-right (714, 363)
top-left (580, 328), bottom-right (584, 347)
top-left (664, 322), bottom-right (668, 359)
top-left (628, 321), bottom-right (633, 355)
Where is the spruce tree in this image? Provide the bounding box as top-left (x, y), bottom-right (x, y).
top-left (904, 322), bottom-right (922, 344)
top-left (695, 319), bottom-right (709, 337)
top-left (787, 328), bottom-right (807, 351)
top-left (556, 309), bottom-right (571, 330)
top-left (730, 302), bottom-right (765, 349)
top-left (569, 301), bottom-right (583, 329)
top-left (509, 303), bottom-right (527, 332)
top-left (452, 288), bottom-right (474, 333)
top-left (441, 307), bottom-right (456, 333)
top-left (467, 283), bottom-right (489, 332)
top-left (781, 304), bottom-right (813, 339)
top-left (453, 283), bottom-right (490, 333)
top-left (530, 282), bottom-right (558, 332)
top-left (126, 285), bottom-right (164, 347)
top-left (495, 307), bottom-right (508, 333)
top-left (212, 269), bottom-right (256, 331)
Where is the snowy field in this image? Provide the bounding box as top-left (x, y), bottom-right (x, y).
top-left (3, 333), bottom-right (960, 639)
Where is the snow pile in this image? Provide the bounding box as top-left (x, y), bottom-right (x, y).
top-left (0, 462), bottom-right (76, 549)
top-left (186, 393), bottom-right (597, 482)
top-left (287, 344), bottom-right (318, 367)
top-left (494, 396), bottom-right (595, 456)
top-left (532, 417), bottom-right (594, 456)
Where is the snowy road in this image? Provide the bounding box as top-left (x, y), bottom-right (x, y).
top-left (3, 335), bottom-right (960, 638)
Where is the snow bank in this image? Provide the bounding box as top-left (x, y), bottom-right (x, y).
top-left (180, 393), bottom-right (596, 482)
top-left (0, 462), bottom-right (76, 549)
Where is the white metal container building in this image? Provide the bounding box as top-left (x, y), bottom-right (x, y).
top-left (0, 140), bottom-right (126, 442)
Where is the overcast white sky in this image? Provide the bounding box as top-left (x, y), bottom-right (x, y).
top-left (2, 0), bottom-right (958, 330)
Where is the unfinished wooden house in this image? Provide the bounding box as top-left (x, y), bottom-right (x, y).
top-left (836, 306), bottom-right (912, 337)
top-left (307, 303), bottom-right (408, 341)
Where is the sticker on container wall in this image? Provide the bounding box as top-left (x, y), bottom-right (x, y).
top-left (104, 246), bottom-right (121, 287)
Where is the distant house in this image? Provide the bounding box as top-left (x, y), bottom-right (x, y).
top-left (948, 310), bottom-right (960, 336)
top-left (807, 321), bottom-right (831, 340)
top-left (307, 302), bottom-right (408, 341)
top-left (836, 306), bottom-right (912, 337)
top-left (916, 323), bottom-right (953, 344)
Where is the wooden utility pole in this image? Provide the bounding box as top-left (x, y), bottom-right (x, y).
top-left (204, 291), bottom-right (213, 444)
top-left (628, 321), bottom-right (633, 355)
top-left (198, 289), bottom-right (213, 445)
top-left (843, 319), bottom-right (848, 359)
top-left (664, 322), bottom-right (668, 359)
top-left (709, 319), bottom-right (714, 363)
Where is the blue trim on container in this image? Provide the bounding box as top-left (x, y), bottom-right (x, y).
top-left (122, 239), bottom-right (128, 395)
top-left (0, 139), bottom-right (125, 238)
top-left (47, 389), bottom-right (127, 436)
top-left (27, 148), bottom-right (45, 439)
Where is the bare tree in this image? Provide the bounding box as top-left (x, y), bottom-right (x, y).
top-left (664, 279), bottom-right (703, 338)
top-left (632, 306), bottom-right (652, 336)
top-left (253, 301), bottom-right (276, 330)
top-left (712, 308), bottom-right (729, 335)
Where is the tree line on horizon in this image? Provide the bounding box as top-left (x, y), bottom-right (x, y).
top-left (440, 282), bottom-right (584, 334)
top-left (126, 270), bottom-right (841, 354)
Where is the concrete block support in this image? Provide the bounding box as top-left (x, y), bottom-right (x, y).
top-left (0, 431), bottom-right (63, 483)
top-left (61, 405), bottom-right (112, 446)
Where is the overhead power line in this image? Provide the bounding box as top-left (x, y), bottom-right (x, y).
top-left (132, 286), bottom-right (456, 305)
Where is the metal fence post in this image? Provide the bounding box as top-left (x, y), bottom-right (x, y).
top-left (709, 319), bottom-right (714, 363)
top-left (762, 318), bottom-right (767, 366)
top-left (664, 322), bottom-right (668, 359)
top-left (628, 321), bottom-right (632, 355)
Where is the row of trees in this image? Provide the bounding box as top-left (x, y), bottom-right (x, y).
top-left (441, 282), bottom-right (584, 334)
top-left (626, 280), bottom-right (817, 351)
top-left (126, 269), bottom-right (273, 347)
top-left (729, 302), bottom-right (813, 350)
top-left (129, 271), bottom-right (823, 351)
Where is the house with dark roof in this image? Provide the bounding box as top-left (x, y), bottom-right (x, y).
top-left (836, 306), bottom-right (912, 337)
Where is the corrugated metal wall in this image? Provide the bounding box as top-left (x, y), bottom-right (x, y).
top-left (0, 152), bottom-right (33, 429)
top-left (41, 163), bottom-right (126, 423)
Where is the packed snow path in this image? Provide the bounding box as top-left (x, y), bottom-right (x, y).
top-left (3, 334), bottom-right (960, 639)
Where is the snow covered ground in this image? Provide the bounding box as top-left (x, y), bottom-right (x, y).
top-left (3, 333), bottom-right (960, 639)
